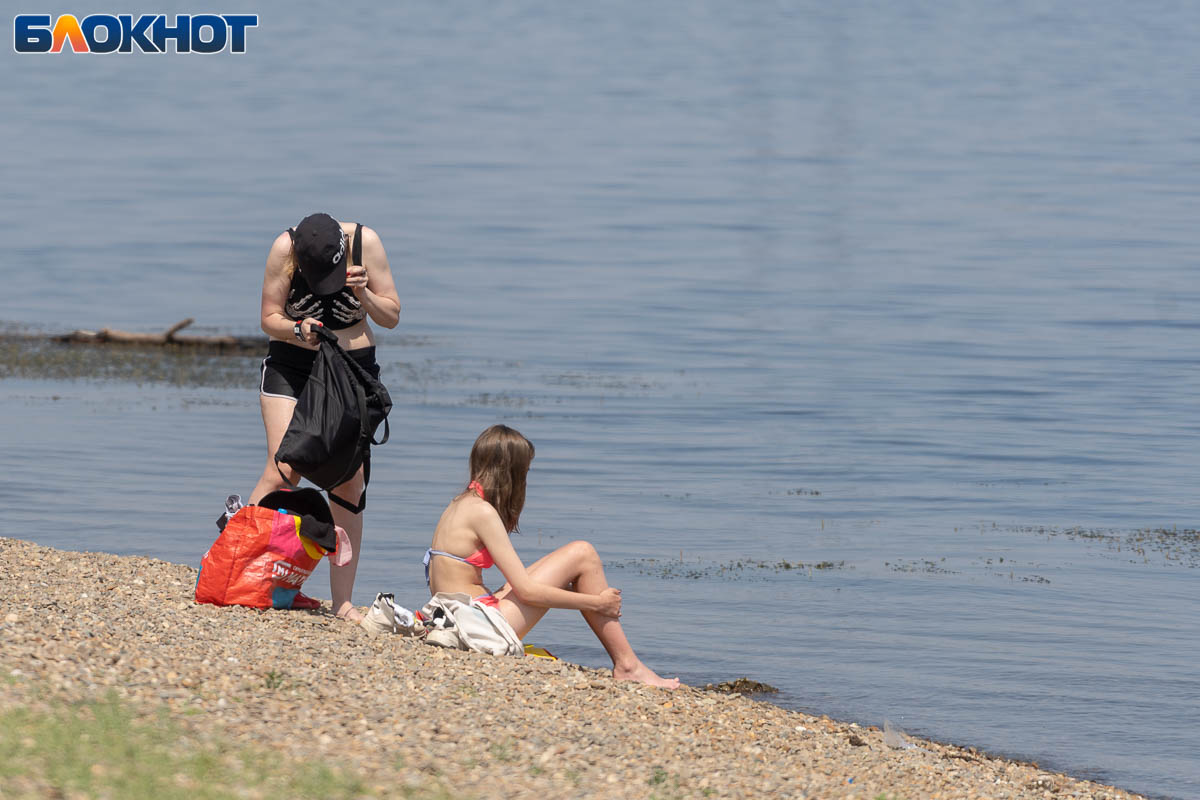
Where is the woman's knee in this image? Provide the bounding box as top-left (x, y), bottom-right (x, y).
top-left (329, 467), bottom-right (365, 500)
top-left (261, 459), bottom-right (297, 488)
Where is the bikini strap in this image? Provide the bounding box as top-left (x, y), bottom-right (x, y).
top-left (423, 548), bottom-right (469, 586)
top-left (468, 480), bottom-right (486, 501)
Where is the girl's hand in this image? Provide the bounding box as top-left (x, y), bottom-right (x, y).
top-left (595, 587), bottom-right (622, 618)
top-left (346, 265), bottom-right (369, 294)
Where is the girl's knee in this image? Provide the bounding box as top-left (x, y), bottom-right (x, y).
top-left (567, 540), bottom-right (601, 563)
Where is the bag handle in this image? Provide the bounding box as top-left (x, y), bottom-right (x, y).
top-left (372, 417), bottom-right (390, 446)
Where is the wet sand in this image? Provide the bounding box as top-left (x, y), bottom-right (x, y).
top-left (0, 537), bottom-right (1148, 799)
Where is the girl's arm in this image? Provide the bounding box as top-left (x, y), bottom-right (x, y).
top-left (474, 511), bottom-right (616, 614)
top-left (348, 226), bottom-right (401, 329)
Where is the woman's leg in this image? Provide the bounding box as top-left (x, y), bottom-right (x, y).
top-left (248, 394), bottom-right (298, 504)
top-left (327, 468), bottom-right (366, 622)
top-left (249, 393), bottom-right (363, 621)
top-left (494, 541), bottom-right (679, 689)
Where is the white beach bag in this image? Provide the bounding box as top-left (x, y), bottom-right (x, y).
top-left (419, 592), bottom-right (523, 656)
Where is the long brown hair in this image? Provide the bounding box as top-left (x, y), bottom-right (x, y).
top-left (467, 424), bottom-right (534, 533)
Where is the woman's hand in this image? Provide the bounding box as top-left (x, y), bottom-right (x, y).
top-left (346, 264), bottom-right (369, 294)
top-left (595, 587), bottom-right (622, 618)
top-left (298, 317), bottom-right (323, 346)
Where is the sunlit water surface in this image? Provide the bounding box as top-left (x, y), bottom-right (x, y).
top-left (3, 3), bottom-right (1200, 797)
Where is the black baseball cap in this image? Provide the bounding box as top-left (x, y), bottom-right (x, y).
top-left (291, 213), bottom-right (347, 295)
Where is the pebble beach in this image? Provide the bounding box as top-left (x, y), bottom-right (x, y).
top-left (0, 537), bottom-right (1150, 800)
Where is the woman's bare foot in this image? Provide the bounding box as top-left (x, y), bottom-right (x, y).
top-left (334, 602), bottom-right (364, 623)
top-left (613, 660), bottom-right (681, 689)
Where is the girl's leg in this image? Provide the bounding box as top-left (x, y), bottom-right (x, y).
top-left (494, 541), bottom-right (679, 689)
top-left (327, 468), bottom-right (365, 622)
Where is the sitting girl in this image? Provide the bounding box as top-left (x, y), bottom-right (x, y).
top-left (424, 424), bottom-right (679, 689)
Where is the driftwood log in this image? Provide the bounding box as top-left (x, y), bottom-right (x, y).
top-left (47, 318), bottom-right (264, 351)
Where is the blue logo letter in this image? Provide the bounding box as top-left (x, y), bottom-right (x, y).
top-left (81, 15), bottom-right (121, 53)
top-left (119, 14), bottom-right (159, 53)
top-left (189, 14), bottom-right (226, 54)
top-left (152, 14), bottom-right (190, 53)
top-left (14, 14), bottom-right (52, 53)
top-left (223, 15), bottom-right (256, 54)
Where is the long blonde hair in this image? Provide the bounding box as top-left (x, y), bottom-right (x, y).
top-left (467, 425), bottom-right (534, 533)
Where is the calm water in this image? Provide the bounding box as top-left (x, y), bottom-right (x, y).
top-left (3, 2), bottom-right (1200, 797)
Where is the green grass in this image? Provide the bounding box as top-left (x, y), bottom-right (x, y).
top-left (0, 691), bottom-right (435, 800)
top-left (648, 765), bottom-right (687, 800)
top-left (487, 739), bottom-right (517, 763)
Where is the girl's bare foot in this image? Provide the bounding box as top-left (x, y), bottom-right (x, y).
top-left (334, 603), bottom-right (364, 623)
top-left (614, 660), bottom-right (681, 689)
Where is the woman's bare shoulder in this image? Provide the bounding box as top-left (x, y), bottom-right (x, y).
top-left (268, 230), bottom-right (292, 256)
top-left (357, 224), bottom-right (382, 244)
top-left (263, 231), bottom-right (293, 279)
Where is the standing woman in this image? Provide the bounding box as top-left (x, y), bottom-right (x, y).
top-left (249, 212), bottom-right (401, 622)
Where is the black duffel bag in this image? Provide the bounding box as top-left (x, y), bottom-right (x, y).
top-left (274, 324), bottom-right (391, 513)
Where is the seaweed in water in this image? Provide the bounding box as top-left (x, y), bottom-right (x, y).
top-left (1008, 524), bottom-right (1200, 568)
top-left (704, 678), bottom-right (779, 695)
top-left (884, 558), bottom-right (959, 575)
top-left (0, 338), bottom-right (259, 388)
top-left (610, 557), bottom-right (848, 582)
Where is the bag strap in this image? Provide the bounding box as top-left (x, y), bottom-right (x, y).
top-left (274, 456), bottom-right (300, 489)
top-left (352, 222), bottom-right (363, 266)
top-left (372, 417), bottom-right (390, 446)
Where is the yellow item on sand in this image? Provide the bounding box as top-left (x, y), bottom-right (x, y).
top-left (523, 644), bottom-right (557, 660)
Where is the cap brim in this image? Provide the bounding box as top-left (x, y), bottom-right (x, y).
top-left (300, 254), bottom-right (348, 296)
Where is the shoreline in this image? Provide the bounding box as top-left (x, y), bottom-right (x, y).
top-left (0, 537), bottom-right (1149, 799)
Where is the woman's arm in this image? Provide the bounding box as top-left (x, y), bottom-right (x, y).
top-left (347, 226), bottom-right (400, 329)
top-left (474, 511), bottom-right (615, 614)
top-left (260, 232), bottom-right (322, 344)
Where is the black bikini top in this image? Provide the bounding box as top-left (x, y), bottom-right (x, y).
top-left (285, 222), bottom-right (367, 330)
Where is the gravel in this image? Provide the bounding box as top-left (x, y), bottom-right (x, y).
top-left (0, 537), bottom-right (1147, 799)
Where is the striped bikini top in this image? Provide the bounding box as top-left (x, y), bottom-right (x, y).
top-left (422, 481), bottom-right (493, 586)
